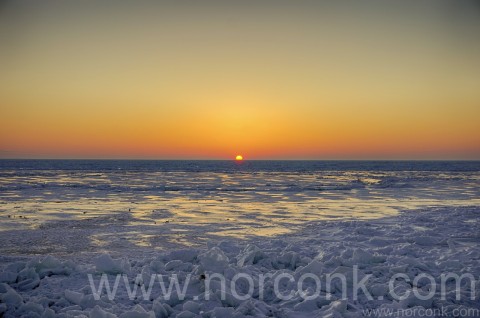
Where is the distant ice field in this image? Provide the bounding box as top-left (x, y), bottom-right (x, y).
top-left (0, 160), bottom-right (478, 255)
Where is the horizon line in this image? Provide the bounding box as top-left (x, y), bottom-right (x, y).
top-left (1, 158), bottom-right (479, 162)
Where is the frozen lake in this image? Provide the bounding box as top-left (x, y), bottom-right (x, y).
top-left (0, 160), bottom-right (479, 317)
top-left (0, 160), bottom-right (479, 256)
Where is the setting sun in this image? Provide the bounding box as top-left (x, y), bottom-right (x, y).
top-left (235, 155), bottom-right (244, 161)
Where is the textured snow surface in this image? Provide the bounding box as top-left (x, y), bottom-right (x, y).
top-left (1, 206), bottom-right (479, 317)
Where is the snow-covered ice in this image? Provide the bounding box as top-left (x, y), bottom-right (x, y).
top-left (0, 160), bottom-right (479, 317)
top-left (0, 206), bottom-right (479, 317)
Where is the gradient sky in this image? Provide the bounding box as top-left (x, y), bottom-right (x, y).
top-left (1, 0), bottom-right (479, 159)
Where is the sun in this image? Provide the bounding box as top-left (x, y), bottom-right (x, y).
top-left (235, 155), bottom-right (243, 161)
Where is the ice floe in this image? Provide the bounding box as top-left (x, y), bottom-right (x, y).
top-left (1, 206), bottom-right (479, 317)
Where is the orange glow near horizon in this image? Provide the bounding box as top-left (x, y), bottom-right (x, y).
top-left (0, 1), bottom-right (479, 160)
